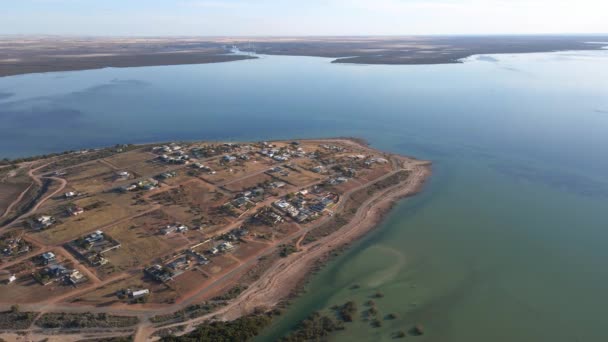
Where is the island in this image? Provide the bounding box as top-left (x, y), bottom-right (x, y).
top-left (0, 138), bottom-right (430, 341)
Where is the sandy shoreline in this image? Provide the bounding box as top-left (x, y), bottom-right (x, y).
top-left (223, 158), bottom-right (430, 320)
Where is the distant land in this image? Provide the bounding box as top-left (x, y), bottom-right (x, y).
top-left (0, 35), bottom-right (607, 77)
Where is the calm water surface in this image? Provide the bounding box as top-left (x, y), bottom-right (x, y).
top-left (1, 50), bottom-right (608, 341)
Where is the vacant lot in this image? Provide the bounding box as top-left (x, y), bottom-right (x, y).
top-left (151, 180), bottom-right (231, 228)
top-left (232, 240), bottom-right (270, 261)
top-left (170, 268), bottom-right (212, 298)
top-left (128, 159), bottom-right (178, 178)
top-left (33, 192), bottom-right (152, 245)
top-left (356, 165), bottom-right (393, 183)
top-left (272, 166), bottom-right (321, 187)
top-left (0, 167), bottom-right (32, 217)
top-left (101, 210), bottom-right (189, 274)
top-left (201, 158), bottom-right (274, 184)
top-left (0, 183), bottom-right (29, 217)
top-left (103, 149), bottom-right (154, 170)
top-left (224, 173), bottom-right (274, 193)
top-left (200, 254), bottom-right (239, 276)
top-left (65, 161), bottom-right (119, 194)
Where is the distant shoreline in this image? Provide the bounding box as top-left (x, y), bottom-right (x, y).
top-left (1, 35), bottom-right (607, 78)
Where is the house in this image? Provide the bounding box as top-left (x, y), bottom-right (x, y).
top-left (68, 206), bottom-right (84, 216)
top-left (35, 215), bottom-right (55, 229)
top-left (232, 196), bottom-right (252, 208)
top-left (271, 181), bottom-right (287, 189)
top-left (167, 256), bottom-right (191, 270)
top-left (68, 270), bottom-right (85, 284)
top-left (40, 251), bottom-right (56, 265)
top-left (46, 264), bottom-right (68, 278)
top-left (159, 171), bottom-right (177, 179)
top-left (218, 242), bottom-right (234, 252)
top-left (223, 155), bottom-right (237, 162)
top-left (366, 157), bottom-right (389, 166)
top-left (312, 166), bottom-right (326, 173)
top-left (176, 224), bottom-right (189, 233)
top-left (85, 231), bottom-right (104, 244)
top-left (64, 192), bottom-right (77, 198)
top-left (192, 162), bottom-right (205, 169)
top-left (117, 171), bottom-right (130, 179)
top-left (120, 184), bottom-right (138, 192)
top-left (161, 225), bottom-right (177, 235)
top-left (187, 249), bottom-right (210, 265)
top-left (145, 264), bottom-right (174, 282)
top-left (252, 188), bottom-right (265, 197)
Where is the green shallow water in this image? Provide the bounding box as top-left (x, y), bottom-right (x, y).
top-left (259, 156), bottom-right (608, 341)
top-left (1, 49), bottom-right (608, 341)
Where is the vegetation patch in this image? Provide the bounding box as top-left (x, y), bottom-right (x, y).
top-left (35, 312), bottom-right (139, 329)
top-left (279, 243), bottom-right (298, 257)
top-left (0, 306), bottom-right (38, 330)
top-left (161, 313), bottom-right (273, 342)
top-left (280, 311), bottom-right (344, 341)
top-left (150, 302), bottom-right (226, 325)
top-left (212, 284), bottom-right (248, 301)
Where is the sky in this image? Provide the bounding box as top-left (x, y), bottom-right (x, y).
top-left (1, 0), bottom-right (607, 36)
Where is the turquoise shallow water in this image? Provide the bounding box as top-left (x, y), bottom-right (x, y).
top-left (1, 50), bottom-right (608, 341)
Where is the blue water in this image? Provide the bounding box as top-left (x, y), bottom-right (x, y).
top-left (1, 50), bottom-right (608, 341)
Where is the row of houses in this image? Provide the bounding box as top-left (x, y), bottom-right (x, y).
top-left (33, 252), bottom-right (86, 286)
top-left (119, 178), bottom-right (159, 192)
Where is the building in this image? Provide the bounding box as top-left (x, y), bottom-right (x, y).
top-left (68, 206), bottom-right (84, 216)
top-left (312, 166), bottom-right (326, 173)
top-left (68, 270), bottom-right (85, 284)
top-left (271, 181), bottom-right (287, 189)
top-left (85, 231), bottom-right (104, 244)
top-left (40, 252), bottom-right (56, 265)
top-left (35, 216), bottom-right (55, 229)
top-left (117, 171), bottom-right (130, 179)
top-left (129, 289), bottom-right (150, 299)
top-left (218, 242), bottom-right (234, 252)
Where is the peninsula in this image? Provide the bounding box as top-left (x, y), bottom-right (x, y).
top-left (0, 138), bottom-right (430, 341)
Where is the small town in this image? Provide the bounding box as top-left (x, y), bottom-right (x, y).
top-left (0, 138), bottom-right (429, 340)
